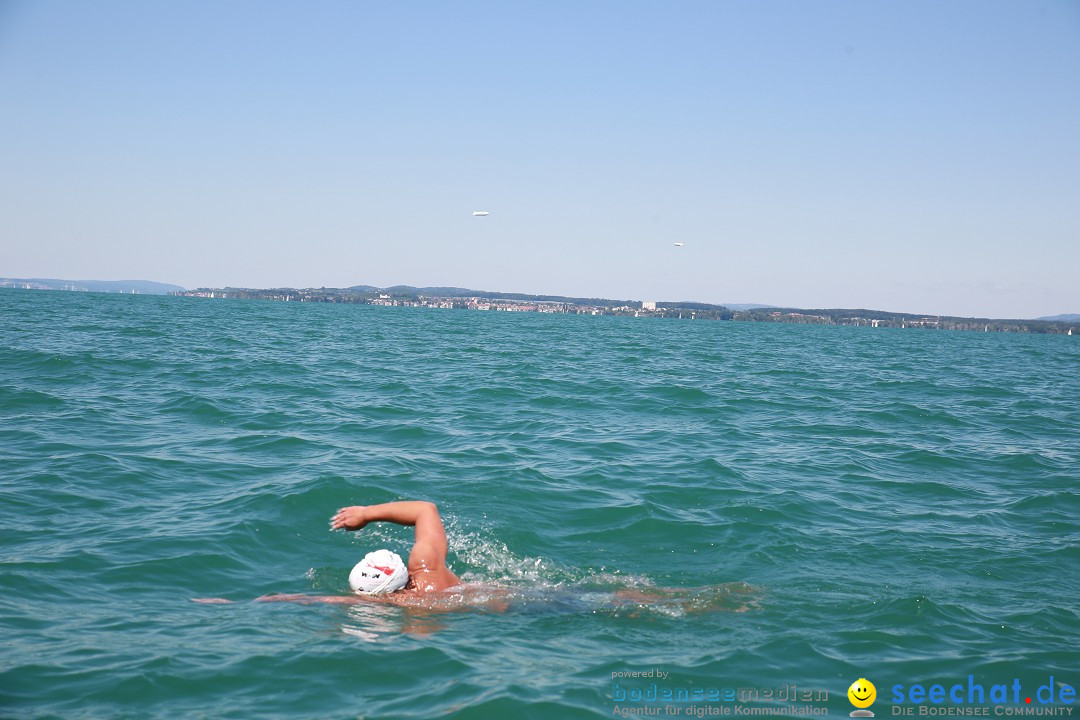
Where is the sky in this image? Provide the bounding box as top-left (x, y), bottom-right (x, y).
top-left (1, 1), bottom-right (1078, 318)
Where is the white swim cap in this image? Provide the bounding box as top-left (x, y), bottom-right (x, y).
top-left (349, 549), bottom-right (408, 594)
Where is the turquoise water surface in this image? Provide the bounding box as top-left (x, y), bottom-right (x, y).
top-left (1, 288), bottom-right (1077, 719)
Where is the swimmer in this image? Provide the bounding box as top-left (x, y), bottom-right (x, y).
top-left (333, 501), bottom-right (460, 594)
top-left (196, 500), bottom-right (499, 609)
top-left (279, 500), bottom-right (495, 609)
top-left (193, 499), bottom-right (760, 613)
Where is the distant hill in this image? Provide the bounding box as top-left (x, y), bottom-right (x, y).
top-left (0, 278), bottom-right (185, 294)
top-left (1037, 313), bottom-right (1080, 322)
top-left (716, 303), bottom-right (774, 311)
top-left (385, 285), bottom-right (481, 297)
top-left (360, 284), bottom-right (638, 306)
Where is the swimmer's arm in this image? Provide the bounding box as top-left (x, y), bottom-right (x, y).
top-left (254, 593), bottom-right (363, 605)
top-left (332, 501), bottom-right (449, 574)
top-left (192, 594), bottom-right (370, 605)
top-left (331, 501), bottom-right (443, 536)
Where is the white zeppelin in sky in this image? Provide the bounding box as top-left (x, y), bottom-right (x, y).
top-left (673, 242), bottom-right (685, 247)
top-left (472, 211), bottom-right (490, 217)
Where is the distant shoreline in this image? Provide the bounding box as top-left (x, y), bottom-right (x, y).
top-left (2, 281), bottom-right (1074, 334)
top-left (169, 285), bottom-right (1074, 335)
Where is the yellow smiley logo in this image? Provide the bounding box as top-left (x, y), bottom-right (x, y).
top-left (848, 678), bottom-right (877, 709)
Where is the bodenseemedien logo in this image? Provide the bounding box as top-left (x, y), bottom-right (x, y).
top-left (848, 678), bottom-right (877, 717)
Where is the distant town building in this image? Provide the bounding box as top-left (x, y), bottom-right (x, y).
top-left (642, 301), bottom-right (656, 311)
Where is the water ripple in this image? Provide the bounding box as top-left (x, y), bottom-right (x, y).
top-left (1, 290), bottom-right (1077, 719)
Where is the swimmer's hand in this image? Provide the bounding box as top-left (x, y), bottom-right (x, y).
top-left (331, 506), bottom-right (368, 531)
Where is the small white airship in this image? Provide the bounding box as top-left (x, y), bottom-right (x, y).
top-left (674, 242), bottom-right (685, 247)
top-left (472, 211), bottom-right (490, 217)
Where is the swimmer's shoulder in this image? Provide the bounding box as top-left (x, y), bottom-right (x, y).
top-left (404, 566), bottom-right (461, 593)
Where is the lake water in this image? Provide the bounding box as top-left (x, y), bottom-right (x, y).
top-left (1, 288), bottom-right (1077, 719)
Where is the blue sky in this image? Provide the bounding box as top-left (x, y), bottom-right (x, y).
top-left (1, 1), bottom-right (1077, 317)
